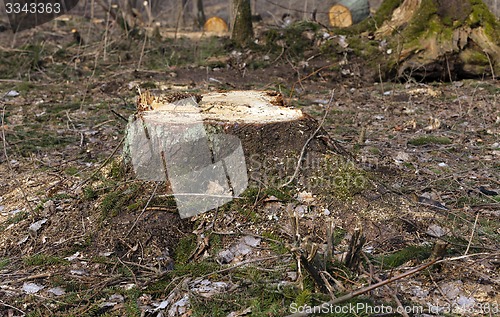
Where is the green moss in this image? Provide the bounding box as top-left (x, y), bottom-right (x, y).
top-left (197, 36), bottom-right (227, 64)
top-left (190, 272), bottom-right (294, 316)
top-left (149, 195), bottom-right (177, 208)
top-left (0, 258), bottom-right (10, 269)
top-left (461, 49), bottom-right (490, 64)
top-left (345, 0), bottom-right (403, 34)
top-left (107, 159), bottom-right (127, 180)
top-left (263, 21), bottom-right (319, 58)
top-left (23, 254), bottom-right (70, 267)
top-left (262, 232), bottom-right (288, 254)
top-left (124, 291), bottom-right (141, 317)
top-left (99, 184), bottom-right (142, 219)
top-left (173, 260), bottom-right (219, 277)
top-left (376, 245), bottom-right (432, 268)
top-left (373, 0), bottom-right (404, 29)
top-left (174, 234), bottom-right (197, 265)
top-left (11, 123), bottom-right (79, 156)
top-left (64, 166), bottom-right (79, 176)
top-left (469, 0), bottom-right (500, 41)
top-left (404, 0), bottom-right (439, 40)
top-left (16, 81), bottom-right (36, 93)
top-left (0, 211), bottom-right (29, 232)
top-left (330, 159), bottom-right (369, 201)
top-left (100, 192), bottom-right (121, 218)
top-left (209, 233), bottom-right (223, 255)
top-left (408, 135), bottom-right (452, 146)
top-left (368, 147), bottom-right (381, 155)
top-left (83, 186), bottom-right (98, 200)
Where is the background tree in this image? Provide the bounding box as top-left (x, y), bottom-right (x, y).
top-left (194, 0), bottom-right (207, 29)
top-left (230, 0), bottom-right (254, 46)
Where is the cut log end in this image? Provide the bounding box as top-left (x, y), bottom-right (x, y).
top-left (329, 0), bottom-right (370, 28)
top-left (204, 17), bottom-right (229, 33)
top-left (329, 4), bottom-right (353, 28)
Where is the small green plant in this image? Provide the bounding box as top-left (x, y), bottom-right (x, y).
top-left (107, 159), bottom-right (127, 180)
top-left (294, 289), bottom-right (312, 307)
top-left (64, 166), bottom-right (79, 176)
top-left (0, 211), bottom-right (29, 231)
top-left (83, 186), bottom-right (98, 200)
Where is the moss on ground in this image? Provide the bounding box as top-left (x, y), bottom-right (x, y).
top-left (99, 183), bottom-right (143, 220)
top-left (23, 254), bottom-right (70, 267)
top-left (376, 245), bottom-right (432, 268)
top-left (408, 135), bottom-right (452, 146)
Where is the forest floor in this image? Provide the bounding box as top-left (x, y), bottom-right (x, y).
top-left (0, 19), bottom-right (499, 317)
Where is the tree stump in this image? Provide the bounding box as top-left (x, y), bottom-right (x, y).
top-left (125, 90), bottom-right (338, 217)
top-left (375, 0), bottom-right (500, 80)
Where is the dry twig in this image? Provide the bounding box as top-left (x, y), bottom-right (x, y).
top-left (464, 211), bottom-right (480, 256)
top-left (199, 255), bottom-right (289, 280)
top-left (280, 89), bottom-right (334, 188)
top-left (126, 182), bottom-right (159, 237)
top-left (74, 136), bottom-right (125, 189)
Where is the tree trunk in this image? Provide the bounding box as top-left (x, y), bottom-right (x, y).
top-left (230, 0), bottom-right (254, 46)
top-left (176, 0), bottom-right (189, 28)
top-left (376, 0), bottom-right (500, 80)
top-left (194, 0), bottom-right (207, 29)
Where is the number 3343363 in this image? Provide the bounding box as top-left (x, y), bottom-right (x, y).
top-left (5, 2), bottom-right (61, 14)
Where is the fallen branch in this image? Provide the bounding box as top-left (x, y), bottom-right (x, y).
top-left (0, 302), bottom-right (25, 315)
top-left (284, 259), bottom-right (438, 317)
top-left (5, 272), bottom-right (52, 285)
top-left (199, 255), bottom-right (289, 280)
